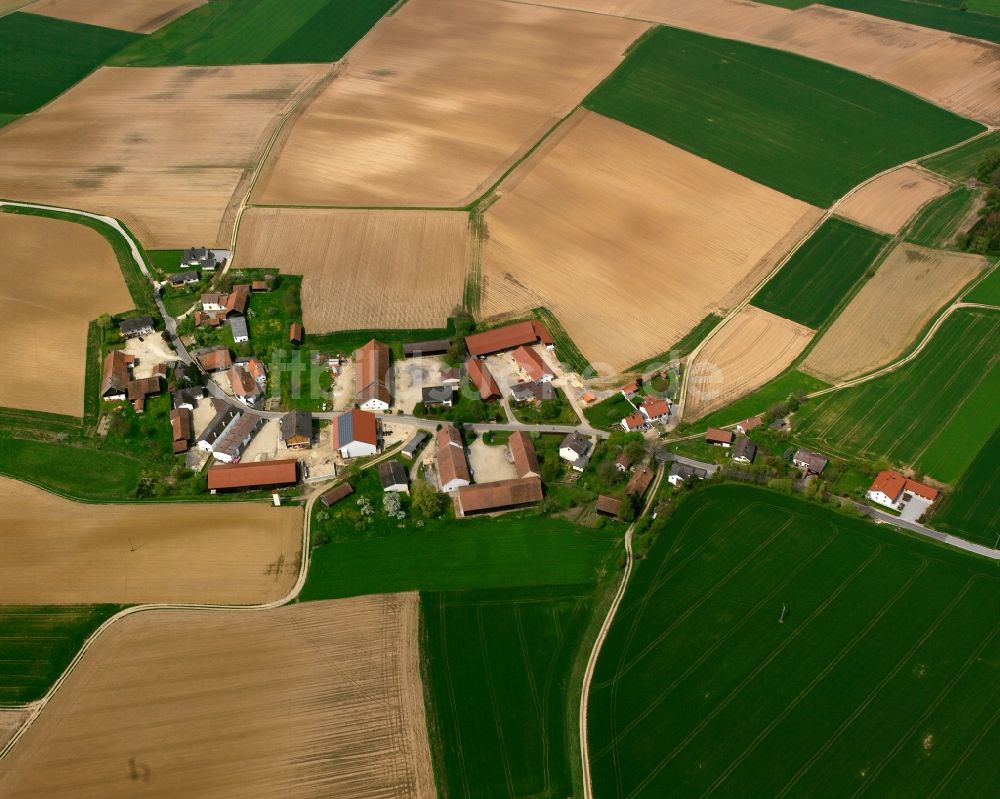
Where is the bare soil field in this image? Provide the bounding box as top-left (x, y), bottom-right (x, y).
top-left (802, 243), bottom-right (988, 382)
top-left (0, 595), bottom-right (435, 799)
top-left (0, 709), bottom-right (28, 753)
top-left (252, 0), bottom-right (648, 207)
top-left (0, 64), bottom-right (325, 249)
top-left (480, 111), bottom-right (821, 374)
top-left (836, 167), bottom-right (951, 234)
top-left (0, 212), bottom-right (132, 416)
top-left (233, 208), bottom-right (468, 331)
top-left (685, 306), bottom-right (814, 421)
top-left (526, 1), bottom-right (1000, 125)
top-left (0, 477), bottom-right (302, 605)
top-left (25, 0), bottom-right (206, 32)
top-left (0, 1), bottom-right (34, 14)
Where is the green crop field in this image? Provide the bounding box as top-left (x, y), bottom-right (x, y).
top-left (424, 585), bottom-right (598, 799)
top-left (108, 0), bottom-right (394, 66)
top-left (588, 484), bottom-right (1000, 799)
top-left (0, 605), bottom-right (121, 703)
top-left (794, 308), bottom-right (1000, 482)
top-left (752, 218), bottom-right (888, 329)
top-left (302, 493), bottom-right (621, 600)
top-left (906, 186), bottom-right (980, 249)
top-left (584, 26), bottom-right (983, 208)
top-left (965, 264), bottom-right (1000, 305)
top-left (921, 131), bottom-right (1000, 180)
top-left (933, 427), bottom-right (1000, 547)
top-left (0, 13), bottom-right (139, 115)
top-left (822, 0), bottom-right (1000, 43)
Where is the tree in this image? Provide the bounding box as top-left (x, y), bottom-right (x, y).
top-left (624, 439), bottom-right (647, 464)
top-left (411, 479), bottom-right (440, 517)
top-left (539, 398), bottom-right (562, 421)
top-left (975, 150), bottom-right (1000, 184)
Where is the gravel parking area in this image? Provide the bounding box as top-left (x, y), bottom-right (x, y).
top-left (467, 437), bottom-right (517, 483)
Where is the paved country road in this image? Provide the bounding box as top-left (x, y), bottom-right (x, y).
top-left (853, 502), bottom-right (1000, 561)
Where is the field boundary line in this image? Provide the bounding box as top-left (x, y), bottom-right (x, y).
top-left (578, 463), bottom-right (664, 799)
top-left (0, 443), bottom-right (404, 763)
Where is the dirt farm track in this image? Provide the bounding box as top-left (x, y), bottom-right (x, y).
top-left (0, 478), bottom-right (303, 605)
top-left (0, 212), bottom-right (133, 417)
top-left (0, 595), bottom-right (436, 799)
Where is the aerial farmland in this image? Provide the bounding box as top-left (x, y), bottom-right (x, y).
top-left (0, 0), bottom-right (998, 796)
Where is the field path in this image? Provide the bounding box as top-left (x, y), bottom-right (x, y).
top-left (578, 462), bottom-right (665, 799)
top-left (0, 442), bottom-right (405, 761)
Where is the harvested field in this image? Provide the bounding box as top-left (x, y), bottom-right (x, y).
top-left (0, 213), bottom-right (132, 416)
top-left (480, 111), bottom-right (821, 375)
top-left (0, 709), bottom-right (27, 752)
top-left (0, 64), bottom-right (325, 249)
top-left (802, 244), bottom-right (988, 382)
top-left (0, 595), bottom-right (436, 799)
top-left (528, 0), bottom-right (1000, 125)
top-left (685, 307), bottom-right (814, 421)
top-left (0, 477), bottom-right (302, 605)
top-left (252, 0), bottom-right (649, 207)
top-left (25, 0), bottom-right (206, 32)
top-left (837, 167), bottom-right (950, 234)
top-left (233, 208), bottom-right (468, 332)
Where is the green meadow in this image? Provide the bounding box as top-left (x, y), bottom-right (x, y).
top-left (933, 426), bottom-right (1000, 547)
top-left (906, 186), bottom-right (980, 249)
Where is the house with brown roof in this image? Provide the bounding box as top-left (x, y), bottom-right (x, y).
top-left (207, 458), bottom-right (298, 492)
top-left (793, 448), bottom-right (828, 475)
top-left (289, 322), bottom-right (304, 345)
top-left (227, 364), bottom-right (261, 405)
top-left (596, 495), bottom-right (622, 518)
top-left (640, 395), bottom-right (670, 424)
top-left (320, 482), bottom-right (353, 507)
top-left (201, 293), bottom-right (225, 312)
top-left (223, 284), bottom-right (250, 316)
top-left (196, 346), bottom-right (232, 372)
top-left (736, 416), bottom-right (763, 435)
top-left (127, 376), bottom-right (162, 412)
top-left (706, 428), bottom-right (734, 447)
top-left (512, 346), bottom-right (554, 383)
top-left (620, 380), bottom-right (640, 399)
top-left (456, 476), bottom-right (543, 516)
top-left (509, 379), bottom-right (555, 405)
top-left (335, 409), bottom-right (379, 459)
top-left (508, 431), bottom-right (540, 478)
top-left (866, 470), bottom-right (938, 509)
top-left (101, 350), bottom-right (135, 400)
top-left (355, 339), bottom-right (392, 411)
top-left (280, 410), bottom-right (312, 449)
top-left (440, 367), bottom-right (462, 385)
top-left (251, 280), bottom-right (270, 292)
top-left (464, 320), bottom-right (553, 358)
top-left (621, 412), bottom-right (646, 432)
top-left (466, 357), bottom-right (501, 401)
top-left (626, 465), bottom-right (654, 497)
top-left (436, 425), bottom-right (471, 492)
top-left (170, 407), bottom-right (193, 454)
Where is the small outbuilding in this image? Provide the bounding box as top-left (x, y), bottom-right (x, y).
top-left (705, 428), bottom-right (734, 447)
top-left (378, 459), bottom-right (410, 493)
top-left (119, 316), bottom-right (155, 339)
top-left (732, 438), bottom-right (757, 464)
top-left (280, 410), bottom-right (312, 449)
top-left (596, 495), bottom-right (622, 518)
top-left (320, 482), bottom-right (353, 507)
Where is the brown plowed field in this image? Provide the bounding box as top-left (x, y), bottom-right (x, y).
top-left (802, 243), bottom-right (988, 382)
top-left (0, 64), bottom-right (325, 248)
top-left (0, 710), bottom-right (28, 753)
top-left (685, 306), bottom-right (814, 421)
top-left (524, 0), bottom-right (1000, 125)
top-left (0, 477), bottom-right (302, 605)
top-left (252, 0), bottom-right (648, 207)
top-left (480, 111), bottom-right (821, 374)
top-left (233, 208), bottom-right (469, 331)
top-left (0, 595), bottom-right (435, 799)
top-left (837, 167), bottom-right (950, 234)
top-left (0, 212), bottom-right (132, 416)
top-left (24, 0), bottom-right (205, 32)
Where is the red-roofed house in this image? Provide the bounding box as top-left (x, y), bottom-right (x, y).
top-left (640, 395), bottom-right (670, 424)
top-left (335, 408), bottom-right (380, 459)
top-left (512, 346), bottom-right (554, 383)
top-left (866, 470), bottom-right (939, 509)
top-left (466, 357), bottom-right (501, 401)
top-left (464, 320), bottom-right (553, 358)
top-left (621, 412), bottom-right (646, 432)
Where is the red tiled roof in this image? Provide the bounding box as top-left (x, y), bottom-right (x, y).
top-left (466, 357), bottom-right (501, 401)
top-left (738, 416), bottom-right (763, 433)
top-left (621, 381), bottom-right (639, 395)
top-left (101, 350), bottom-right (135, 396)
top-left (457, 476), bottom-right (543, 515)
top-left (170, 407), bottom-right (192, 442)
top-left (465, 321), bottom-right (551, 357)
top-left (227, 365), bottom-right (257, 398)
top-left (197, 347), bottom-right (232, 371)
top-left (355, 339), bottom-right (391, 405)
top-left (436, 425), bottom-right (470, 486)
top-left (207, 459), bottom-right (298, 490)
top-left (626, 465), bottom-right (654, 496)
top-left (320, 482), bottom-right (353, 507)
top-left (596, 495), bottom-right (622, 517)
top-left (641, 396), bottom-right (669, 418)
top-left (339, 408), bottom-right (379, 446)
top-left (223, 284), bottom-right (249, 315)
top-left (512, 346), bottom-right (551, 382)
top-left (247, 358), bottom-right (267, 383)
top-left (623, 412), bottom-right (645, 431)
top-left (289, 322), bottom-right (304, 343)
top-left (706, 427), bottom-right (734, 444)
top-left (508, 431), bottom-right (539, 478)
top-left (869, 470), bottom-right (938, 502)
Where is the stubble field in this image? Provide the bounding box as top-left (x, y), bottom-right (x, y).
top-left (685, 307), bottom-right (814, 421)
top-left (24, 0), bottom-right (206, 33)
top-left (480, 111), bottom-right (821, 374)
top-left (530, 1), bottom-right (1000, 125)
top-left (0, 478), bottom-right (302, 604)
top-left (588, 484), bottom-right (1000, 799)
top-left (252, 0), bottom-right (648, 207)
top-left (0, 212), bottom-right (132, 416)
top-left (836, 167), bottom-right (950, 234)
top-left (0, 64), bottom-right (324, 248)
top-left (0, 595), bottom-right (436, 799)
top-left (795, 308), bottom-right (1000, 482)
top-left (233, 207), bottom-right (469, 331)
top-left (802, 244), bottom-right (988, 382)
